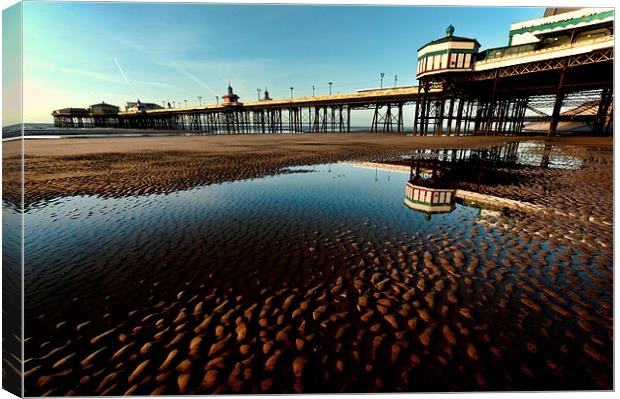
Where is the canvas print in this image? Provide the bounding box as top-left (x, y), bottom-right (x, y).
top-left (1, 1), bottom-right (614, 396)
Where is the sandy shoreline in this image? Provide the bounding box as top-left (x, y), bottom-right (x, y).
top-left (18, 132), bottom-right (613, 156)
top-left (3, 133), bottom-right (612, 208)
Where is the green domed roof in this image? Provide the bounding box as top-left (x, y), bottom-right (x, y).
top-left (446, 24), bottom-right (455, 37)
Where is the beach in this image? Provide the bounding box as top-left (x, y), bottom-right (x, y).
top-left (5, 133), bottom-right (611, 207)
top-left (3, 133), bottom-right (612, 394)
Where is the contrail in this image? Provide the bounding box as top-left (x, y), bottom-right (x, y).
top-left (114, 57), bottom-right (139, 99)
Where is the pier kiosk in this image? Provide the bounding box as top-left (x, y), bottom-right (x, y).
top-left (416, 24), bottom-right (480, 78)
top-left (222, 84), bottom-right (242, 105)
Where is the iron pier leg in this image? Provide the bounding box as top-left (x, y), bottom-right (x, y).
top-left (279, 109), bottom-right (283, 133)
top-left (384, 104), bottom-right (392, 132)
top-left (347, 106), bottom-right (351, 132)
top-left (413, 84), bottom-right (422, 135)
top-left (548, 60), bottom-right (568, 137)
top-left (446, 97), bottom-right (455, 135)
top-left (435, 83), bottom-right (447, 136)
top-left (420, 83), bottom-right (430, 135)
top-left (455, 98), bottom-right (465, 136)
top-left (397, 103), bottom-right (403, 133)
top-left (314, 107), bottom-right (320, 132)
top-left (593, 88), bottom-right (612, 135)
top-left (371, 103), bottom-right (379, 133)
top-left (486, 72), bottom-right (499, 135)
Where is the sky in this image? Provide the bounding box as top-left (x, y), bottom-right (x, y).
top-left (3, 2), bottom-right (21, 127)
top-left (11, 1), bottom-right (546, 124)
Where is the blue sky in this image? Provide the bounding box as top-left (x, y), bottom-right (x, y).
top-left (19, 1), bottom-right (545, 123)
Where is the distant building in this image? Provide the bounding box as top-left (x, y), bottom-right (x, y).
top-left (52, 107), bottom-right (90, 117)
top-left (88, 102), bottom-right (119, 116)
top-left (124, 100), bottom-right (164, 112)
top-left (51, 107), bottom-right (92, 128)
top-left (222, 83), bottom-right (241, 105)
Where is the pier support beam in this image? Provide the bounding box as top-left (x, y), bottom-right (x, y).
top-left (371, 102), bottom-right (405, 133)
top-left (485, 71), bottom-right (499, 136)
top-left (593, 88), bottom-right (613, 135)
top-left (548, 60), bottom-right (568, 137)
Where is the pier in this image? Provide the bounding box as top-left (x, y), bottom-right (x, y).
top-left (52, 8), bottom-right (613, 136)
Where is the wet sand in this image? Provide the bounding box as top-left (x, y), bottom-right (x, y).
top-left (5, 133), bottom-right (611, 207)
top-left (4, 133), bottom-right (613, 394)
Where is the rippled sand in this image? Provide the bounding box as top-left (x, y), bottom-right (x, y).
top-left (7, 133), bottom-right (607, 207)
top-left (5, 134), bottom-right (612, 394)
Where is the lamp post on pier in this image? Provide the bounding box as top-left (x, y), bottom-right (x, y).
top-left (312, 85), bottom-right (315, 96)
top-left (380, 72), bottom-right (385, 89)
top-left (198, 96), bottom-right (202, 106)
top-left (394, 75), bottom-right (398, 87)
top-left (184, 99), bottom-right (187, 107)
top-left (290, 87), bottom-right (294, 98)
top-left (257, 88), bottom-right (261, 101)
top-left (216, 96), bottom-right (219, 105)
top-left (329, 82), bottom-right (333, 95)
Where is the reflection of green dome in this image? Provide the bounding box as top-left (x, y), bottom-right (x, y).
top-left (446, 24), bottom-right (455, 37)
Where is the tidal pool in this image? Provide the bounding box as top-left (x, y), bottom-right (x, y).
top-left (15, 143), bottom-right (612, 395)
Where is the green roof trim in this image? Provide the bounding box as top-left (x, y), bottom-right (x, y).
top-left (405, 196), bottom-right (453, 207)
top-left (508, 9), bottom-right (614, 43)
top-left (417, 48), bottom-right (476, 61)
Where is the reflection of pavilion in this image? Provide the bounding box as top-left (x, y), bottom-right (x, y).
top-left (403, 143), bottom-right (521, 217)
top-left (404, 184), bottom-right (455, 214)
top-left (404, 155), bottom-right (456, 215)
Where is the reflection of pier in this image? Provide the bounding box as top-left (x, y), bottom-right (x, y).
top-left (403, 142), bottom-right (527, 217)
top-left (52, 9), bottom-right (612, 136)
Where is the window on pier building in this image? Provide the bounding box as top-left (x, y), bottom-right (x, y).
top-left (415, 25), bottom-right (480, 78)
top-left (541, 33), bottom-right (572, 47)
top-left (574, 26), bottom-right (613, 43)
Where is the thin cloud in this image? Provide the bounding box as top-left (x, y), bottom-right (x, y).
top-left (113, 36), bottom-right (215, 94)
top-left (114, 57), bottom-right (139, 99)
